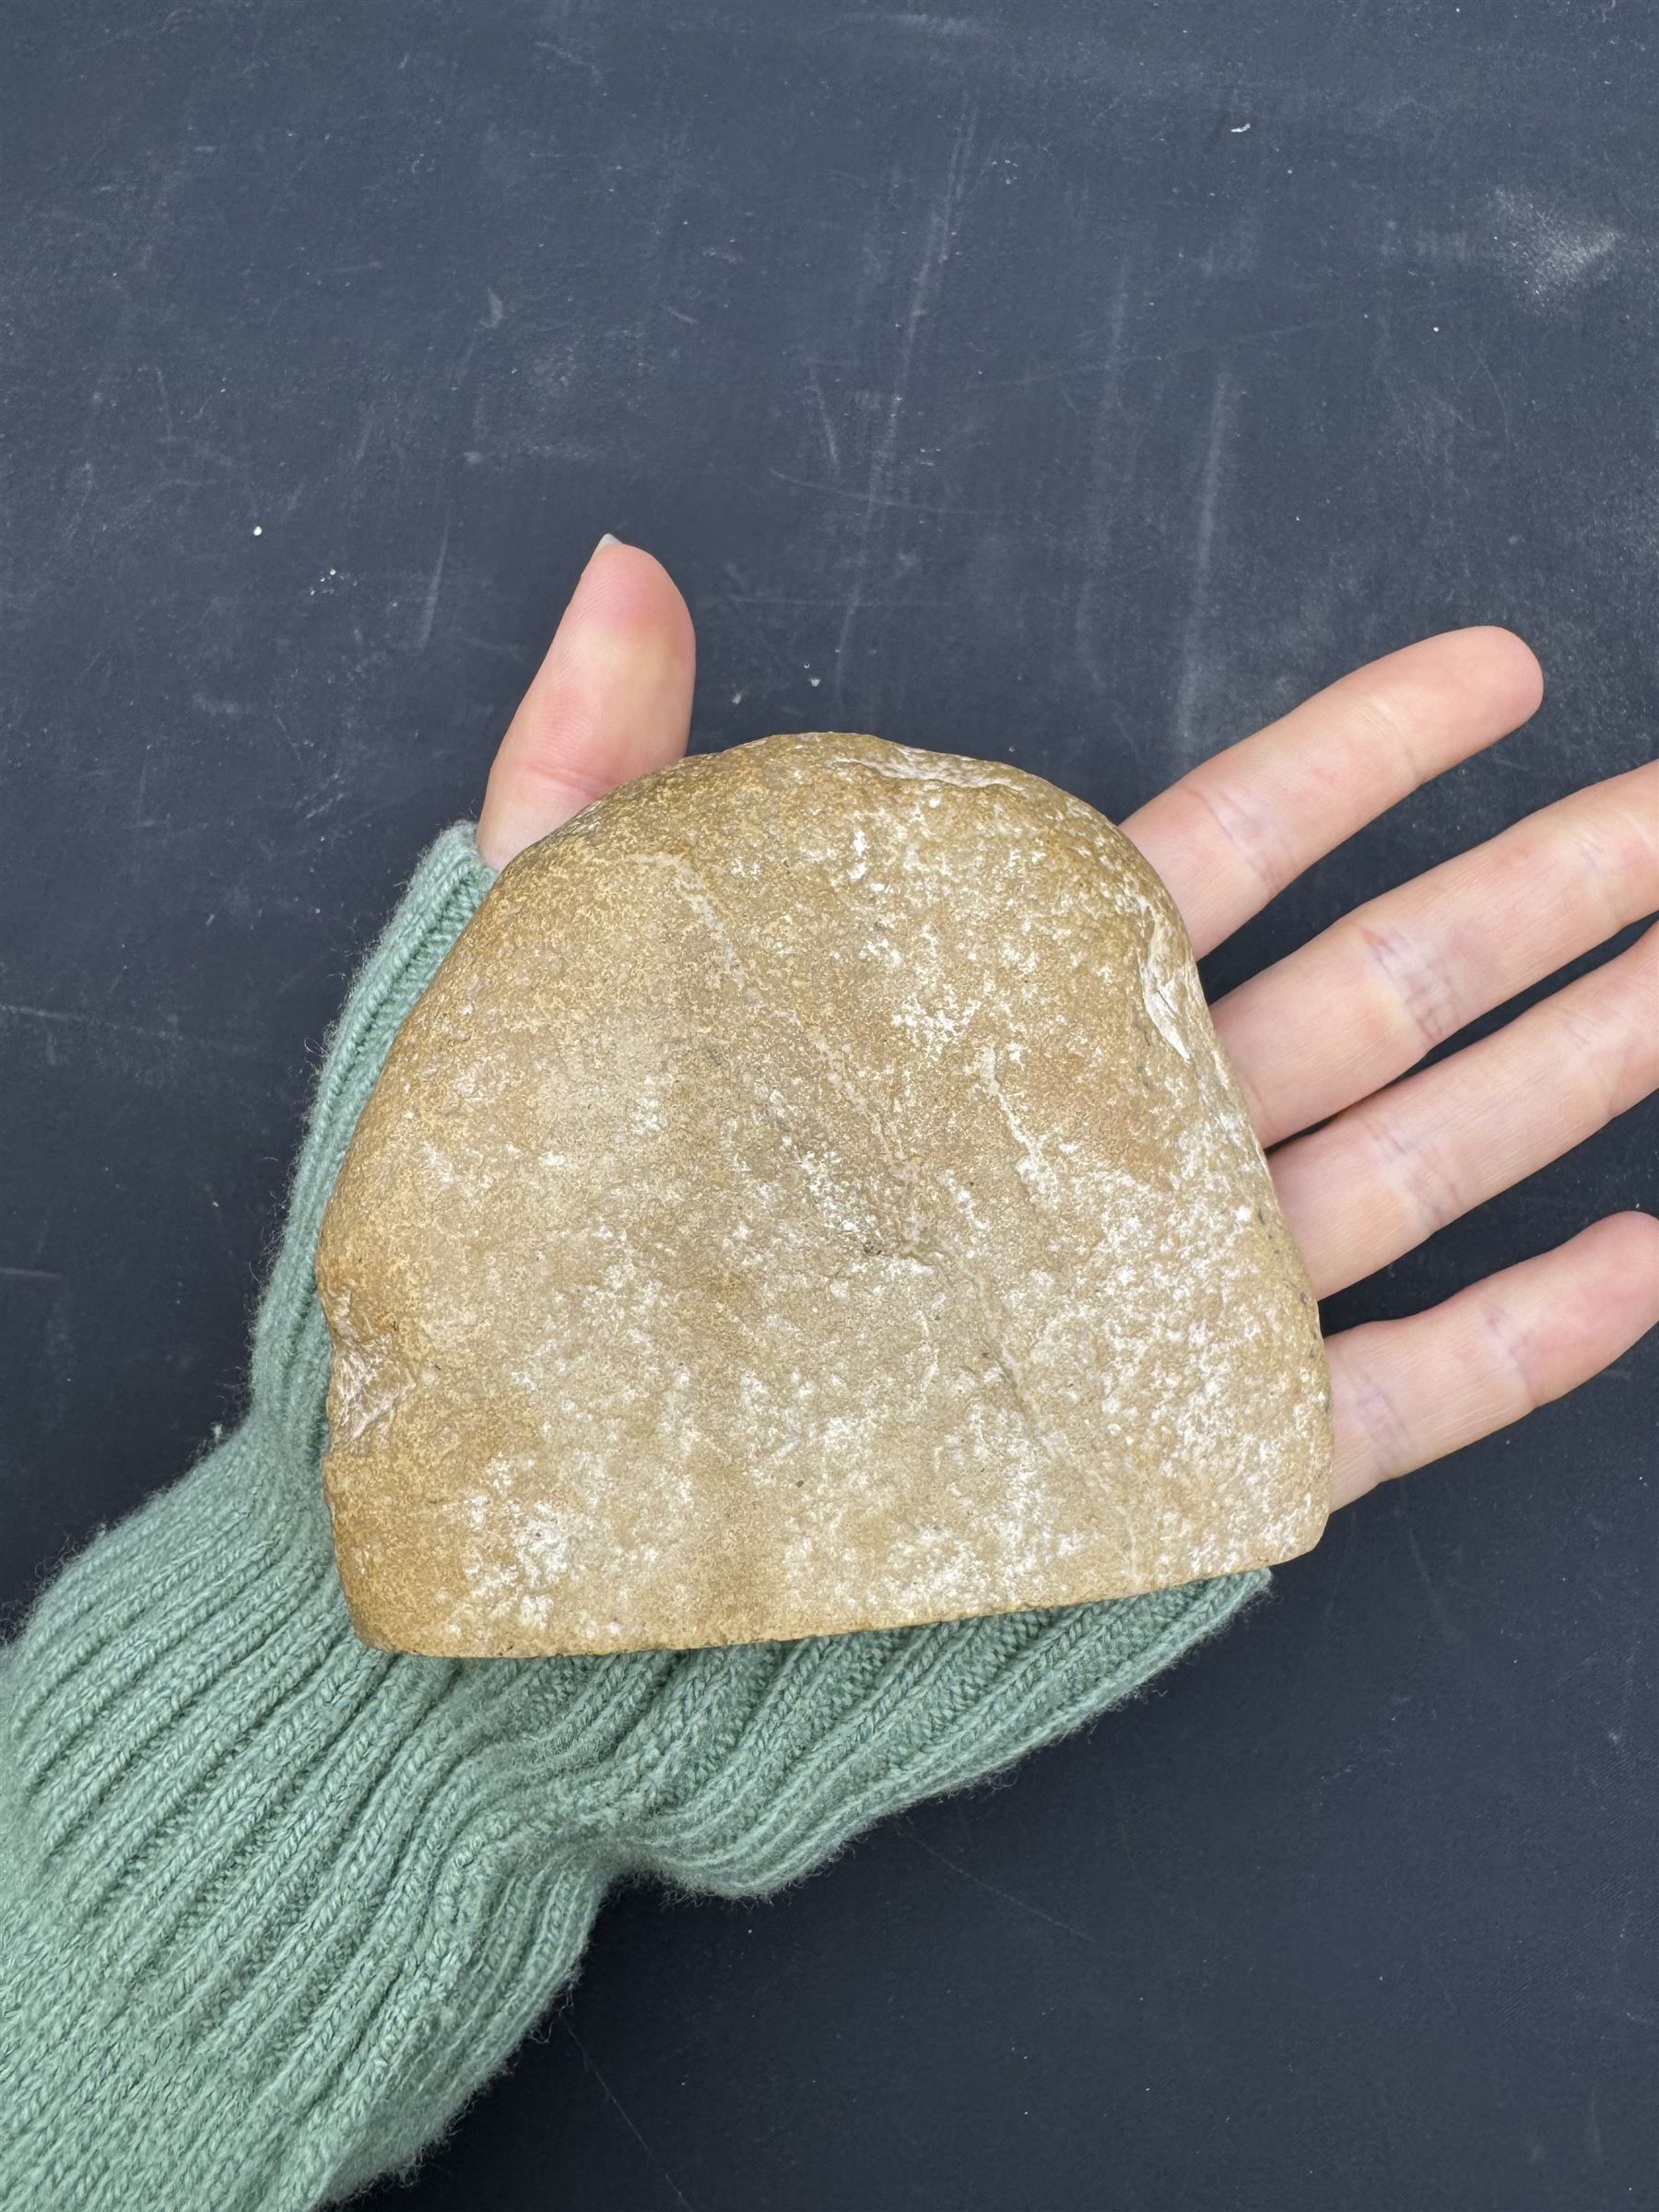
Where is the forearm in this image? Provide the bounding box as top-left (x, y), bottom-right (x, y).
top-left (2, 1454), bottom-right (1261, 2212)
top-left (0, 821), bottom-right (1268, 2209)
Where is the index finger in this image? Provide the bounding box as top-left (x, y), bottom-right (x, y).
top-left (1120, 627), bottom-right (1544, 957)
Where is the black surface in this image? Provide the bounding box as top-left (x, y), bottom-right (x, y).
top-left (3, 5), bottom-right (1655, 2208)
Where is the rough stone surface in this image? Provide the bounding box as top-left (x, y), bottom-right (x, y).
top-left (316, 734), bottom-right (1331, 1657)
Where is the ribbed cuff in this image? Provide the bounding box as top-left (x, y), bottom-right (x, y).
top-left (0, 1821), bottom-right (607, 2212)
top-left (0, 1426), bottom-right (610, 2210)
top-left (582, 1569), bottom-right (1270, 1893)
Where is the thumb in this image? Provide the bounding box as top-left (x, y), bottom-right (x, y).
top-left (477, 535), bottom-right (696, 869)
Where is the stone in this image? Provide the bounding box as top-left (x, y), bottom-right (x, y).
top-left (316, 733), bottom-right (1331, 1657)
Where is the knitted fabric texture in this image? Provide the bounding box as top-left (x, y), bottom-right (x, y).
top-left (0, 822), bottom-right (1268, 2210)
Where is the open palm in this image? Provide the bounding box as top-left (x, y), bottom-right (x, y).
top-left (477, 537), bottom-right (1659, 1512)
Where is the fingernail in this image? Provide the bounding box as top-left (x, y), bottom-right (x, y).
top-left (594, 532), bottom-right (622, 551)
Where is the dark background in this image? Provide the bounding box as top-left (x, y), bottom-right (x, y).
top-left (3, 4), bottom-right (1655, 2207)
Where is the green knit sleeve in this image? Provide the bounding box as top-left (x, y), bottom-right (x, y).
top-left (0, 821), bottom-right (1267, 2211)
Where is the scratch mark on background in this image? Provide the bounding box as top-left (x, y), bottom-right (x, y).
top-left (561, 2024), bottom-right (700, 2211)
top-left (1171, 361), bottom-right (1236, 765)
top-left (59, 461), bottom-right (97, 546)
top-left (805, 357), bottom-right (841, 474)
top-left (1397, 1491), bottom-right (1461, 1648)
top-left (1471, 344), bottom-right (1513, 445)
top-left (130, 744), bottom-right (159, 832)
top-left (835, 96), bottom-right (977, 702)
top-left (769, 466), bottom-right (994, 517)
top-left (1318, 1510), bottom-right (1359, 1631)
top-left (0, 1001), bottom-right (264, 1060)
top-left (269, 709), bottom-right (307, 771)
top-left (902, 1820), bottom-right (1096, 1943)
top-left (1074, 256), bottom-right (1135, 705)
top-left (144, 362), bottom-right (173, 442)
top-left (415, 520), bottom-right (451, 652)
top-left (973, 315), bottom-right (1351, 392)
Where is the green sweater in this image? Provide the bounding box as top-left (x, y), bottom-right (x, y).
top-left (0, 822), bottom-right (1266, 2209)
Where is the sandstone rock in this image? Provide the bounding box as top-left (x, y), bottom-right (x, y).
top-left (316, 733), bottom-right (1331, 1656)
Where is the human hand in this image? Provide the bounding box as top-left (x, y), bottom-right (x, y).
top-left (478, 535), bottom-right (1659, 1512)
top-left (13, 537), bottom-right (1649, 2207)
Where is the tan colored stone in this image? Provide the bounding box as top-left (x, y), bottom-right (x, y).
top-left (316, 733), bottom-right (1331, 1657)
